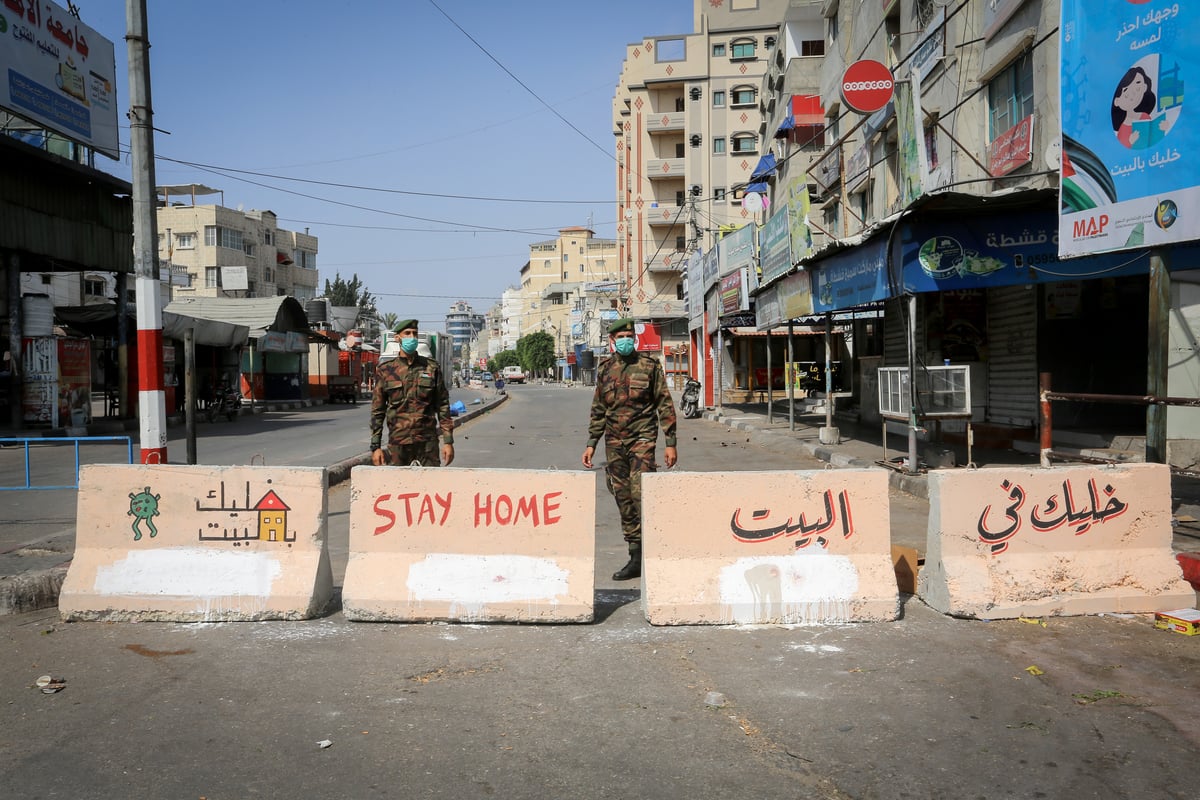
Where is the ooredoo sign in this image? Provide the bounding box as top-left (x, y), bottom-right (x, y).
top-left (841, 60), bottom-right (894, 114)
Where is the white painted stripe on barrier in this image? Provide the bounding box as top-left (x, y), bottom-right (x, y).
top-left (344, 466), bottom-right (595, 623)
top-left (59, 464), bottom-right (332, 622)
top-left (642, 469), bottom-right (898, 625)
top-left (919, 463), bottom-right (1194, 618)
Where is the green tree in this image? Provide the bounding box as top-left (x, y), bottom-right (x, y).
top-left (379, 312), bottom-right (399, 332)
top-left (323, 273), bottom-right (378, 326)
top-left (516, 331), bottom-right (555, 376)
top-left (489, 350), bottom-right (519, 374)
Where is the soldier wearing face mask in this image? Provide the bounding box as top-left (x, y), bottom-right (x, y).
top-left (370, 319), bottom-right (454, 467)
top-left (582, 318), bottom-right (678, 581)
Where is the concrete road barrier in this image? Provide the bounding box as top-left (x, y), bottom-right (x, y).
top-left (642, 469), bottom-right (898, 625)
top-left (59, 464), bottom-right (332, 622)
top-left (920, 463), bottom-right (1195, 618)
top-left (343, 466), bottom-right (595, 623)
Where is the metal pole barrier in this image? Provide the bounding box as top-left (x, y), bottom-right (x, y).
top-left (1039, 371), bottom-right (1053, 468)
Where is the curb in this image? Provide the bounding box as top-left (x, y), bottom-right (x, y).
top-left (708, 409), bottom-right (929, 499)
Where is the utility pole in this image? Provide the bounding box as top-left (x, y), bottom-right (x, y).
top-left (126, 0), bottom-right (168, 463)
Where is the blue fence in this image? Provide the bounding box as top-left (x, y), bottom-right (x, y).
top-left (0, 436), bottom-right (134, 491)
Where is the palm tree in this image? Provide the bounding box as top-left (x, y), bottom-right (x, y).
top-left (379, 312), bottom-right (399, 332)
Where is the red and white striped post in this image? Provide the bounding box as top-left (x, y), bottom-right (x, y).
top-left (126, 0), bottom-right (167, 463)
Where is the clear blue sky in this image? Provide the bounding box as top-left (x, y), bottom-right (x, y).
top-left (77, 0), bottom-right (694, 328)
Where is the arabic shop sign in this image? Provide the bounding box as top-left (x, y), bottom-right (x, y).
top-left (700, 246), bottom-right (720, 290)
top-left (719, 270), bottom-right (749, 315)
top-left (812, 238), bottom-right (891, 313)
top-left (759, 205), bottom-right (793, 285)
top-left (988, 114), bottom-right (1034, 177)
top-left (718, 223), bottom-right (755, 278)
top-left (900, 209), bottom-right (1196, 294)
top-left (0, 0), bottom-right (119, 158)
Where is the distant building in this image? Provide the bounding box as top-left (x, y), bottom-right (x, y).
top-left (520, 227), bottom-right (618, 359)
top-left (156, 185), bottom-right (320, 302)
top-left (445, 301), bottom-right (484, 359)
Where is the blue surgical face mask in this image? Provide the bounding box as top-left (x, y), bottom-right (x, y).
top-left (400, 336), bottom-right (419, 354)
top-left (614, 337), bottom-right (636, 356)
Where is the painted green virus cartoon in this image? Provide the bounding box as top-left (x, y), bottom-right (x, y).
top-left (128, 487), bottom-right (160, 541)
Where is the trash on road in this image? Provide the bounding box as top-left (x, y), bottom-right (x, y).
top-left (1017, 617), bottom-right (1046, 627)
top-left (1153, 608), bottom-right (1200, 636)
top-left (35, 675), bottom-right (66, 693)
top-left (1024, 665), bottom-right (1044, 676)
top-left (316, 739), bottom-right (333, 749)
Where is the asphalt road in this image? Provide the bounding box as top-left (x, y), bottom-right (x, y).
top-left (2, 385), bottom-right (1197, 799)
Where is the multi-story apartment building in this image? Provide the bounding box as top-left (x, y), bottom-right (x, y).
top-left (156, 185), bottom-right (320, 302)
top-left (520, 226), bottom-right (618, 366)
top-left (613, 0), bottom-right (791, 356)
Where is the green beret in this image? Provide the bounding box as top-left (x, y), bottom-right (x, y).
top-left (609, 318), bottom-right (634, 334)
top-left (393, 318), bottom-right (419, 332)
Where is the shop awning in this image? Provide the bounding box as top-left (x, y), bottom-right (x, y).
top-left (54, 303), bottom-right (249, 348)
top-left (746, 153), bottom-right (777, 193)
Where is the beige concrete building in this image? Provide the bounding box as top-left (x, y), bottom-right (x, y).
top-left (156, 185), bottom-right (319, 302)
top-left (612, 0), bottom-right (791, 345)
top-left (520, 226), bottom-right (618, 360)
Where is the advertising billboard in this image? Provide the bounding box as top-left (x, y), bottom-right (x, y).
top-left (0, 0), bottom-right (119, 158)
top-left (1060, 1), bottom-right (1197, 257)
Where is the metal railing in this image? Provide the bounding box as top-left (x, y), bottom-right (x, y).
top-left (0, 436), bottom-right (134, 490)
top-left (1038, 372), bottom-right (1200, 474)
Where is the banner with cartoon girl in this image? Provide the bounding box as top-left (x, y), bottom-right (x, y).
top-left (1060, 1), bottom-right (1197, 257)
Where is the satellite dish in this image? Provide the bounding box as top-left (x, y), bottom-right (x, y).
top-left (742, 192), bottom-right (765, 212)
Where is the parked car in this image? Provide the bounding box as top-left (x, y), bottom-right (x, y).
top-left (482, 371), bottom-right (494, 382)
top-left (501, 365), bottom-right (526, 384)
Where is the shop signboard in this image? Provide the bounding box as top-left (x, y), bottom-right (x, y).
top-left (778, 269), bottom-right (815, 320)
top-left (989, 114), bottom-right (1034, 177)
top-left (755, 284), bottom-right (782, 330)
top-left (718, 223), bottom-right (755, 279)
top-left (812, 238), bottom-right (892, 313)
top-left (903, 209), bottom-right (1200, 293)
top-left (759, 205), bottom-right (792, 285)
top-left (841, 59), bottom-right (894, 114)
top-left (0, 0), bottom-right (119, 158)
top-left (719, 270), bottom-right (748, 315)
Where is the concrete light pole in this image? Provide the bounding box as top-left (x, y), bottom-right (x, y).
top-left (126, 0), bottom-right (168, 463)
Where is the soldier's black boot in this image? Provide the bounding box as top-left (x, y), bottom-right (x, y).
top-left (612, 549), bottom-right (641, 581)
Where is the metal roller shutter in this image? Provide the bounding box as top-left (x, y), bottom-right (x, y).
top-left (986, 286), bottom-right (1038, 426)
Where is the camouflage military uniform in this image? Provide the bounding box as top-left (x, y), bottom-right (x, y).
top-left (370, 352), bottom-right (452, 467)
top-left (586, 351), bottom-right (678, 549)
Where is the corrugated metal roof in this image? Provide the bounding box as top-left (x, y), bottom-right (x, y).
top-left (164, 296), bottom-right (310, 337)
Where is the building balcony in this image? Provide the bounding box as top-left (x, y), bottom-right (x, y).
top-left (646, 204), bottom-right (686, 227)
top-left (646, 298), bottom-right (686, 318)
top-left (646, 112), bottom-right (685, 134)
top-left (645, 157), bottom-right (686, 178)
top-left (644, 252), bottom-right (685, 273)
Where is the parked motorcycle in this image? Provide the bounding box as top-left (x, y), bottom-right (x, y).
top-left (680, 377), bottom-right (702, 419)
top-left (206, 385), bottom-right (242, 423)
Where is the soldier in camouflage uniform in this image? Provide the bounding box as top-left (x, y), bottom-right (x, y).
top-left (582, 318), bottom-right (678, 580)
top-left (370, 319), bottom-right (455, 467)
